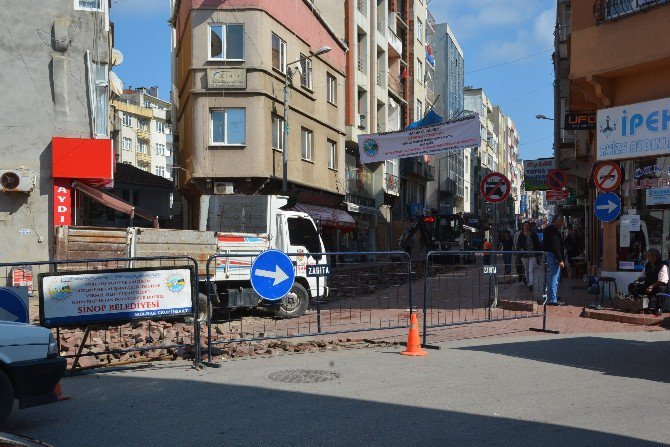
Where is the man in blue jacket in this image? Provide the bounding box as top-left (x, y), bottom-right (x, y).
top-left (543, 215), bottom-right (566, 305)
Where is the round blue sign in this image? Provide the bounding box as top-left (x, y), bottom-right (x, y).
top-left (0, 287), bottom-right (29, 323)
top-left (250, 250), bottom-right (296, 301)
top-left (594, 192), bottom-right (621, 222)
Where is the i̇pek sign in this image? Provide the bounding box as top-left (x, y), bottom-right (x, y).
top-left (39, 267), bottom-right (194, 327)
top-left (53, 179), bottom-right (72, 226)
top-left (597, 97), bottom-right (670, 161)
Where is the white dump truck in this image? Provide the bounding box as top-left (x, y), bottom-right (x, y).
top-left (54, 195), bottom-right (329, 319)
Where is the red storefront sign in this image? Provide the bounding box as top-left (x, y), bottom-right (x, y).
top-left (11, 267), bottom-right (33, 293)
top-left (53, 178), bottom-right (72, 226)
top-left (52, 137), bottom-right (114, 187)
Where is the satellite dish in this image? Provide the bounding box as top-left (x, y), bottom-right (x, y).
top-left (111, 48), bottom-right (124, 66)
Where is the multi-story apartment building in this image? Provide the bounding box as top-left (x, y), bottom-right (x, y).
top-left (112, 87), bottom-right (173, 180)
top-left (427, 23), bottom-right (470, 214)
top-left (0, 0), bottom-right (115, 262)
top-left (555, 0), bottom-right (670, 279)
top-left (170, 0), bottom-right (348, 243)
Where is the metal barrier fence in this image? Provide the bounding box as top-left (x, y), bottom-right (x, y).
top-left (204, 251), bottom-right (412, 363)
top-left (0, 256), bottom-right (201, 372)
top-left (422, 251), bottom-right (550, 344)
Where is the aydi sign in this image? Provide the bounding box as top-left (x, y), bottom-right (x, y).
top-left (53, 179), bottom-right (72, 226)
top-left (597, 97), bottom-right (670, 161)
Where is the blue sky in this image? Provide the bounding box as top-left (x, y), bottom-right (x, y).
top-left (111, 0), bottom-right (555, 160)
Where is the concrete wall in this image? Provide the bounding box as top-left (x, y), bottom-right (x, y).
top-left (0, 1), bottom-right (110, 263)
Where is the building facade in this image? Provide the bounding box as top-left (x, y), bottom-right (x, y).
top-left (0, 0), bottom-right (114, 262)
top-left (427, 22), bottom-right (470, 215)
top-left (556, 0), bottom-right (670, 281)
top-left (171, 0), bottom-right (349, 242)
top-left (112, 87), bottom-right (174, 180)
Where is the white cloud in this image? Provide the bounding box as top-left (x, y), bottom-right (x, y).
top-left (533, 8), bottom-right (556, 49)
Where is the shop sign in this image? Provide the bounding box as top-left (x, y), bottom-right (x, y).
top-left (646, 187), bottom-right (670, 205)
top-left (207, 68), bottom-right (247, 89)
top-left (564, 111), bottom-right (596, 130)
top-left (53, 179), bottom-right (72, 226)
top-left (596, 97), bottom-right (670, 161)
top-left (39, 267), bottom-right (194, 328)
top-left (623, 177), bottom-right (670, 190)
top-left (620, 230), bottom-right (631, 248)
top-left (520, 194), bottom-right (527, 213)
top-left (545, 190), bottom-right (570, 205)
top-left (634, 164), bottom-right (670, 179)
top-left (523, 158), bottom-right (554, 191)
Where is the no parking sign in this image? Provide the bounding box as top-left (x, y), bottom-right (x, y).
top-left (480, 172), bottom-right (511, 203)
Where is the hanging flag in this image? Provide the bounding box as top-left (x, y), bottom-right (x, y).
top-left (425, 43), bottom-right (433, 56)
top-left (426, 53), bottom-right (436, 68)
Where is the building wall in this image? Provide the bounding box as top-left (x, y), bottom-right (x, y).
top-left (0, 0), bottom-right (111, 262)
top-left (173, 3), bottom-right (347, 201)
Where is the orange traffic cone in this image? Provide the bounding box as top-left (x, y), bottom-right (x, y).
top-left (401, 313), bottom-right (427, 356)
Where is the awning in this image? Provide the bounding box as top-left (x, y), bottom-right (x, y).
top-left (72, 181), bottom-right (159, 228)
top-left (294, 204), bottom-right (355, 232)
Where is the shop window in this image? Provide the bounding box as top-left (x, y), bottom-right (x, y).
top-left (288, 217), bottom-right (321, 254)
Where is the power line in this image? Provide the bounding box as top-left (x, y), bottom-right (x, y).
top-left (466, 48), bottom-right (553, 74)
top-left (501, 82), bottom-right (553, 106)
top-left (519, 134), bottom-right (552, 146)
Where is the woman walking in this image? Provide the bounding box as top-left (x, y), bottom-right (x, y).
top-left (516, 221), bottom-right (541, 291)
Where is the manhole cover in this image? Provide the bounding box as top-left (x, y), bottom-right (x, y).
top-left (268, 369), bottom-right (339, 383)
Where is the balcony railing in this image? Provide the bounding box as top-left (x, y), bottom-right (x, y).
top-left (376, 71), bottom-right (384, 87)
top-left (357, 56), bottom-right (364, 72)
top-left (413, 161), bottom-right (435, 180)
top-left (385, 173), bottom-right (400, 195)
top-left (136, 129), bottom-right (151, 141)
top-left (346, 176), bottom-right (374, 197)
top-left (357, 0), bottom-right (365, 15)
top-left (388, 73), bottom-right (404, 98)
top-left (377, 18), bottom-right (385, 32)
top-left (593, 0), bottom-right (669, 24)
top-left (387, 27), bottom-right (403, 56)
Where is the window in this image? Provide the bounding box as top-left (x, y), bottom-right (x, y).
top-left (122, 113), bottom-right (132, 127)
top-left (272, 33), bottom-right (286, 73)
top-left (155, 121), bottom-right (165, 133)
top-left (288, 217), bottom-right (321, 254)
top-left (209, 24), bottom-right (244, 60)
top-left (137, 141), bottom-right (147, 154)
top-left (76, 0), bottom-right (103, 11)
top-left (416, 100), bottom-right (423, 120)
top-left (327, 139), bottom-right (337, 170)
top-left (416, 18), bottom-right (423, 42)
top-left (122, 137), bottom-right (132, 151)
top-left (155, 166), bottom-right (166, 177)
top-left (417, 59), bottom-right (423, 85)
top-left (272, 115), bottom-right (285, 151)
top-left (138, 119), bottom-right (147, 131)
top-left (92, 62), bottom-right (108, 136)
top-left (299, 54), bottom-right (313, 90)
top-left (211, 108), bottom-right (246, 145)
top-left (301, 128), bottom-right (313, 161)
top-left (327, 73), bottom-right (337, 105)
top-left (155, 143), bottom-right (166, 156)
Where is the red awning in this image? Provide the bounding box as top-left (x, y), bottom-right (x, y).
top-left (294, 204), bottom-right (355, 232)
top-left (72, 181), bottom-right (159, 228)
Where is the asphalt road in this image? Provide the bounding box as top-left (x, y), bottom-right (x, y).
top-left (5, 331), bottom-right (670, 447)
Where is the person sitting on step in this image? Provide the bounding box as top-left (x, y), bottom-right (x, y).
top-left (628, 249), bottom-right (669, 300)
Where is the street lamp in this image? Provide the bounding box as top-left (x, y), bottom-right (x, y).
top-left (282, 45), bottom-right (332, 193)
top-left (535, 114), bottom-right (554, 120)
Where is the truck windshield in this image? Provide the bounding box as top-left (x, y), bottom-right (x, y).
top-left (288, 218), bottom-right (321, 254)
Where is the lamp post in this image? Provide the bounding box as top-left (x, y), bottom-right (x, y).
top-left (535, 114), bottom-right (554, 120)
top-left (282, 45), bottom-right (332, 193)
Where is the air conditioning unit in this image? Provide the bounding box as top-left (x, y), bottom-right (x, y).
top-left (213, 182), bottom-right (234, 195)
top-left (0, 168), bottom-right (36, 193)
top-left (358, 114), bottom-right (366, 129)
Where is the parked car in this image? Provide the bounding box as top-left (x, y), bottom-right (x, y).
top-left (0, 321), bottom-right (66, 426)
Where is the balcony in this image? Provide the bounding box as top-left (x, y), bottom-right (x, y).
top-left (593, 0), bottom-right (669, 24)
top-left (346, 176), bottom-right (374, 197)
top-left (412, 161), bottom-right (435, 180)
top-left (377, 17), bottom-right (385, 33)
top-left (357, 0), bottom-right (365, 15)
top-left (136, 129), bottom-right (151, 141)
top-left (387, 27), bottom-right (403, 57)
top-left (427, 10), bottom-right (436, 34)
top-left (385, 173), bottom-right (400, 195)
top-left (376, 71), bottom-right (384, 87)
top-left (388, 73), bottom-right (405, 99)
top-left (357, 55), bottom-right (365, 73)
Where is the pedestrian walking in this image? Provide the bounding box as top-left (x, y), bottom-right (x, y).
top-left (543, 215), bottom-right (566, 305)
top-left (499, 231), bottom-right (514, 274)
top-left (516, 221), bottom-right (541, 291)
top-left (483, 238), bottom-right (493, 265)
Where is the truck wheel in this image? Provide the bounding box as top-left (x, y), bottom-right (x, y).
top-left (0, 370), bottom-right (14, 427)
top-left (273, 283), bottom-right (309, 319)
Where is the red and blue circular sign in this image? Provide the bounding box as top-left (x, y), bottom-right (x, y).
top-left (480, 172), bottom-right (511, 203)
top-left (546, 169), bottom-right (567, 191)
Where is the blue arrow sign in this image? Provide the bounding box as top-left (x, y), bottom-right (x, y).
top-left (594, 192), bottom-right (621, 222)
top-left (0, 287), bottom-right (29, 323)
top-left (250, 250), bottom-right (295, 301)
